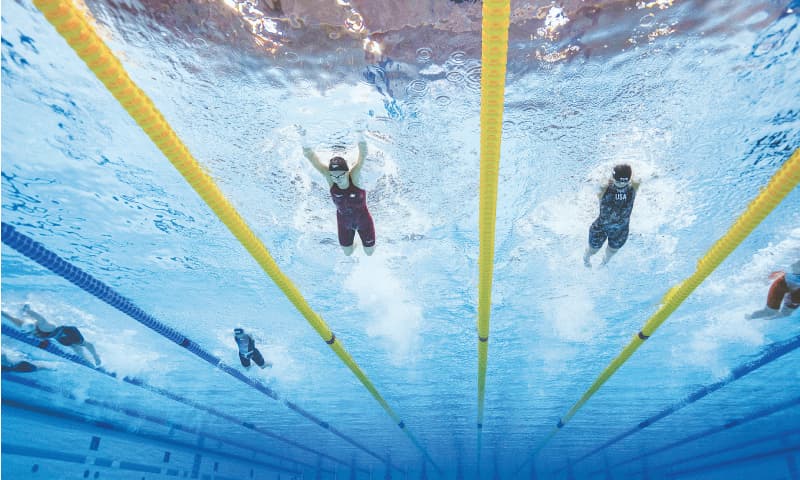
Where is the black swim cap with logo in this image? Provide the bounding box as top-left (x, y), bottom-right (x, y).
top-left (328, 156), bottom-right (349, 172)
top-left (613, 164), bottom-right (632, 181)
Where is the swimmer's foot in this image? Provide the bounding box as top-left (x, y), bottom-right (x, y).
top-left (583, 255), bottom-right (591, 268)
top-left (746, 307), bottom-right (778, 320)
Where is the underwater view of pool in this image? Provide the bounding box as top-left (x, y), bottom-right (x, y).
top-left (2, 0), bottom-right (799, 478)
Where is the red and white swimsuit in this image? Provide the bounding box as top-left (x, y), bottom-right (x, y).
top-left (330, 178), bottom-right (375, 248)
top-left (766, 272), bottom-right (800, 310)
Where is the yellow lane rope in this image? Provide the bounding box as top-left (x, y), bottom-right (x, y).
top-left (530, 147), bottom-right (800, 456)
top-left (32, 0), bottom-right (437, 467)
top-left (477, 0), bottom-right (511, 460)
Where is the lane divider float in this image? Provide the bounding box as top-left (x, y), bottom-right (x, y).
top-left (30, 0), bottom-right (435, 468)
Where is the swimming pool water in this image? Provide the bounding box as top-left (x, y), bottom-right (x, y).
top-left (2, 0), bottom-right (799, 478)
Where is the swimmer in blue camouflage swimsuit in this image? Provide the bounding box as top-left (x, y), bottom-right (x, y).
top-left (233, 328), bottom-right (272, 369)
top-left (584, 164), bottom-right (640, 267)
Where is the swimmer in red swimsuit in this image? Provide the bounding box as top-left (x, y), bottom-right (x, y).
top-left (747, 260), bottom-right (800, 320)
top-left (303, 136), bottom-right (375, 256)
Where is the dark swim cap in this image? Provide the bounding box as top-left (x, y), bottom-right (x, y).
top-left (613, 164), bottom-right (632, 181)
top-left (328, 156), bottom-right (349, 172)
top-left (233, 328), bottom-right (244, 335)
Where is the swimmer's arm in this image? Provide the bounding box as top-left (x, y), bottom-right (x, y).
top-left (632, 179), bottom-right (641, 192)
top-left (1, 311), bottom-right (25, 327)
top-left (350, 139), bottom-right (368, 182)
top-left (21, 306), bottom-right (57, 330)
top-left (22, 305), bottom-right (47, 323)
top-left (596, 181), bottom-right (608, 199)
top-left (302, 147), bottom-right (328, 176)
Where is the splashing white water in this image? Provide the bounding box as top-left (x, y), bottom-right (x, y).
top-left (344, 252), bottom-right (422, 365)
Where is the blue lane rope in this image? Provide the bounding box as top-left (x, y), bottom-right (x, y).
top-left (606, 395), bottom-right (800, 472)
top-left (661, 428), bottom-right (800, 472)
top-left (0, 222), bottom-right (389, 465)
top-left (609, 428), bottom-right (800, 478)
top-left (1, 324), bottom-right (355, 471)
top-left (282, 400), bottom-right (377, 457)
top-left (566, 333), bottom-right (800, 469)
top-left (668, 444), bottom-right (800, 478)
top-left (2, 375), bottom-right (305, 474)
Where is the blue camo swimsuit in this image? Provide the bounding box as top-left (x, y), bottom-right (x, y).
top-left (589, 182), bottom-right (636, 249)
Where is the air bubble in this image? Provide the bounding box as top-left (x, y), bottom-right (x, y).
top-left (405, 122), bottom-right (425, 135)
top-left (406, 79), bottom-right (429, 98)
top-left (416, 47), bottom-right (433, 63)
top-left (446, 71), bottom-right (465, 84)
top-left (449, 51), bottom-right (467, 65)
top-left (435, 95), bottom-right (452, 107)
top-left (465, 66), bottom-right (482, 92)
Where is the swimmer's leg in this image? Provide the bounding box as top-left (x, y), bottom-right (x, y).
top-left (778, 298), bottom-right (798, 317)
top-left (600, 247), bottom-right (618, 266)
top-left (583, 247), bottom-right (600, 268)
top-left (71, 345), bottom-right (100, 367)
top-left (84, 341), bottom-right (102, 366)
top-left (602, 226), bottom-right (629, 265)
top-left (357, 213), bottom-right (376, 257)
top-left (251, 348), bottom-right (271, 369)
top-left (586, 221), bottom-right (606, 268)
top-left (239, 353), bottom-right (252, 368)
top-left (337, 216), bottom-right (357, 256)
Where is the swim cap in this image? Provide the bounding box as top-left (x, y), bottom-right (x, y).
top-left (613, 164), bottom-right (632, 181)
top-left (233, 328), bottom-right (244, 335)
top-left (329, 156), bottom-right (349, 172)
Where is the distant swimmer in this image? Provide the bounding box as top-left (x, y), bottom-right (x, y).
top-left (584, 164), bottom-right (640, 268)
top-left (746, 260), bottom-right (800, 320)
top-left (1, 352), bottom-right (53, 373)
top-left (1, 304), bottom-right (102, 366)
top-left (302, 133), bottom-right (375, 256)
top-left (233, 328), bottom-right (271, 369)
